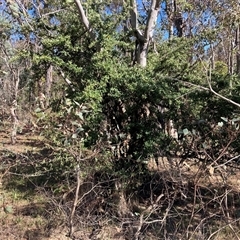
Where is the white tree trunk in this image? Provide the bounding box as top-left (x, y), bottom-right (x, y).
top-left (228, 39), bottom-right (234, 75)
top-left (10, 101), bottom-right (18, 145)
top-left (74, 0), bottom-right (161, 68)
top-left (45, 65), bottom-right (53, 107)
top-left (236, 26), bottom-right (240, 74)
top-left (131, 0), bottom-right (161, 67)
top-left (74, 0), bottom-right (96, 41)
top-left (138, 42), bottom-right (149, 68)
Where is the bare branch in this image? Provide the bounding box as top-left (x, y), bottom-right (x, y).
top-left (207, 218), bottom-right (240, 240)
top-left (59, 70), bottom-right (72, 85)
top-left (74, 0), bottom-right (90, 29)
top-left (144, 0), bottom-right (161, 41)
top-left (69, 164), bottom-right (81, 238)
top-left (129, 0), bottom-right (161, 67)
top-left (173, 78), bottom-right (210, 91)
top-left (178, 77), bottom-right (240, 111)
top-left (74, 0), bottom-right (95, 40)
top-left (134, 193), bottom-right (164, 239)
top-left (216, 154), bottom-right (240, 168)
top-left (200, 57), bottom-right (240, 109)
top-left (209, 85), bottom-right (240, 108)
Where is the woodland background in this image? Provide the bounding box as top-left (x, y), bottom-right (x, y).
top-left (1, 0), bottom-right (240, 239)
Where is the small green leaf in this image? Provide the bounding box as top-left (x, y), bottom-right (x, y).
top-left (221, 117), bottom-right (228, 122)
top-left (183, 128), bottom-right (189, 136)
top-left (76, 112), bottom-right (84, 120)
top-left (4, 205), bottom-right (13, 214)
top-left (119, 133), bottom-right (126, 139)
top-left (76, 127), bottom-right (84, 132)
top-left (35, 107), bottom-right (42, 113)
top-left (65, 98), bottom-right (72, 106)
top-left (232, 117), bottom-right (240, 123)
top-left (202, 143), bottom-right (208, 149)
top-left (192, 129), bottom-right (196, 135)
top-left (72, 133), bottom-right (78, 139)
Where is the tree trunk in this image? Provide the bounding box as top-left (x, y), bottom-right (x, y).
top-left (167, 0), bottom-right (175, 40)
top-left (228, 40), bottom-right (234, 75)
top-left (138, 42), bottom-right (149, 68)
top-left (210, 44), bottom-right (215, 70)
top-left (236, 26), bottom-right (240, 75)
top-left (14, 69), bottom-right (20, 100)
top-left (45, 65), bottom-right (53, 107)
top-left (10, 101), bottom-right (18, 145)
top-left (131, 0), bottom-right (161, 67)
top-left (74, 0), bottom-right (161, 67)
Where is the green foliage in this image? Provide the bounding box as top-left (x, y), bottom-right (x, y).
top-left (35, 14), bottom-right (240, 178)
top-left (6, 0), bottom-right (240, 198)
top-left (214, 61), bottom-right (228, 75)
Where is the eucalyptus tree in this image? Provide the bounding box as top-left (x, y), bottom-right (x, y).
top-left (0, 2), bottom-right (26, 142)
top-left (74, 0), bottom-right (161, 67)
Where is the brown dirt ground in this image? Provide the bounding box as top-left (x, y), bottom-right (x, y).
top-left (0, 126), bottom-right (72, 240)
top-left (1, 125), bottom-right (240, 239)
top-left (0, 127), bottom-right (125, 240)
top-left (0, 129), bottom-right (45, 154)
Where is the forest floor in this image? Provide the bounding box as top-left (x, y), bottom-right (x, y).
top-left (0, 127), bottom-right (72, 240)
top-left (0, 126), bottom-right (124, 240)
top-left (1, 124), bottom-right (240, 239)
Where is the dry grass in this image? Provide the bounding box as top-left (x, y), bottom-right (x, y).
top-left (0, 122), bottom-right (70, 240)
top-left (0, 174), bottom-right (73, 240)
top-left (0, 128), bottom-right (45, 154)
top-left (1, 124), bottom-right (240, 239)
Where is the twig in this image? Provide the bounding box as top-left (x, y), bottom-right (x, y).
top-left (69, 164), bottom-right (81, 238)
top-left (216, 154), bottom-right (240, 168)
top-left (200, 57), bottom-right (240, 109)
top-left (189, 214), bottom-right (218, 240)
top-left (207, 218), bottom-right (240, 240)
top-left (134, 193), bottom-right (164, 239)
